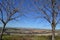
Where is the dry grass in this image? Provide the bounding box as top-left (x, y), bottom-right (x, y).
top-left (2, 35), bottom-right (60, 40)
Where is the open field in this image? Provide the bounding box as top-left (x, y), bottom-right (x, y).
top-left (2, 35), bottom-right (60, 40)
top-left (0, 28), bottom-right (60, 40)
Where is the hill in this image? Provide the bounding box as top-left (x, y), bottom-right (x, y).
top-left (0, 27), bottom-right (60, 36)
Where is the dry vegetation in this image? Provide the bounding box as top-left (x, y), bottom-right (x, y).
top-left (2, 35), bottom-right (60, 40)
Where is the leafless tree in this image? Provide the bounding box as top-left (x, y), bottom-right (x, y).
top-left (0, 0), bottom-right (23, 40)
top-left (31, 0), bottom-right (60, 40)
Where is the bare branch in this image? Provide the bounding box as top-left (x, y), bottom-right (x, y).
top-left (43, 16), bottom-right (51, 23)
top-left (44, 6), bottom-right (52, 13)
top-left (56, 18), bottom-right (60, 25)
top-left (9, 8), bottom-right (19, 18)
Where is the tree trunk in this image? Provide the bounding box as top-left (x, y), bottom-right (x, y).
top-left (51, 24), bottom-right (55, 40)
top-left (0, 24), bottom-right (6, 40)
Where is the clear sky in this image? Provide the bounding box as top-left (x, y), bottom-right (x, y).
top-left (0, 0), bottom-right (60, 29)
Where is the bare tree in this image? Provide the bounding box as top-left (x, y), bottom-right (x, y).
top-left (31, 0), bottom-right (60, 40)
top-left (0, 0), bottom-right (23, 40)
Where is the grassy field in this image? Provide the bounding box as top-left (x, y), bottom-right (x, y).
top-left (2, 35), bottom-right (60, 40)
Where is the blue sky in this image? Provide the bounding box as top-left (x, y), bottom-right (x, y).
top-left (0, 0), bottom-right (60, 29)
